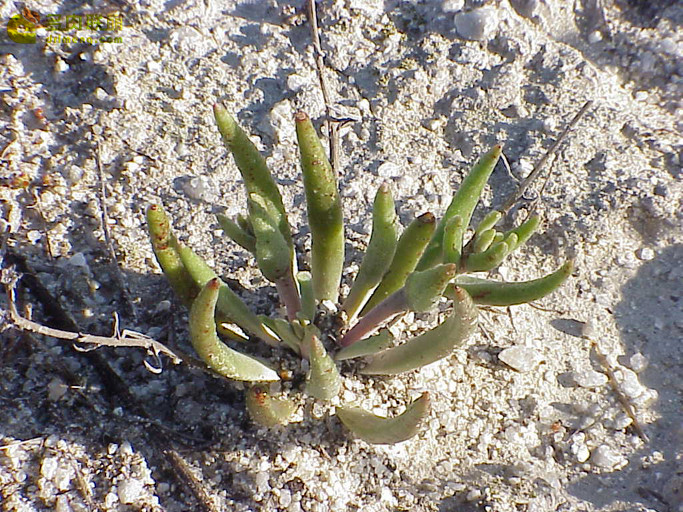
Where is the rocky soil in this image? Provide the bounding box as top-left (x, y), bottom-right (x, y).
top-left (0, 1), bottom-right (681, 511)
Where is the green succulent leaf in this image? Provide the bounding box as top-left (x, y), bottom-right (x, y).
top-left (361, 212), bottom-right (436, 315)
top-left (461, 236), bottom-right (513, 273)
top-left (146, 204), bottom-right (198, 305)
top-left (404, 264), bottom-right (458, 312)
top-left (343, 183), bottom-right (399, 321)
top-left (336, 392), bottom-right (430, 444)
top-left (334, 329), bottom-right (394, 361)
top-left (449, 260), bottom-right (574, 306)
top-left (341, 264), bottom-right (456, 348)
top-left (361, 286), bottom-right (477, 375)
top-left (472, 228), bottom-right (497, 253)
top-left (296, 271), bottom-right (316, 321)
top-left (176, 244), bottom-right (279, 345)
top-left (305, 326), bottom-right (341, 401)
top-left (442, 215), bottom-right (466, 266)
top-left (295, 111), bottom-right (344, 303)
top-left (236, 213), bottom-right (254, 236)
top-left (505, 214), bottom-right (541, 252)
top-left (213, 104), bottom-right (293, 247)
top-left (246, 385), bottom-right (297, 427)
top-left (189, 278), bottom-right (280, 382)
top-left (474, 210), bottom-right (503, 234)
top-left (260, 316), bottom-right (301, 355)
top-left (248, 193), bottom-right (293, 283)
top-left (418, 144), bottom-right (502, 270)
top-left (216, 213), bottom-right (256, 254)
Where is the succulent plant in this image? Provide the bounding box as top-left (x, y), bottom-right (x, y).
top-left (146, 104), bottom-right (572, 444)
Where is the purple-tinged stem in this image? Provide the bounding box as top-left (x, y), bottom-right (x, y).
top-left (338, 290), bottom-right (408, 347)
top-left (276, 273), bottom-right (302, 321)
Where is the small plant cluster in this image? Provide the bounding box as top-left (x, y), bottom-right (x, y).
top-left (146, 105), bottom-right (572, 444)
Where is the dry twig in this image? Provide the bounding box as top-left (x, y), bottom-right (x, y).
top-left (306, 0), bottom-right (341, 173)
top-left (166, 450), bottom-right (221, 512)
top-left (581, 325), bottom-right (649, 442)
top-left (501, 100), bottom-right (593, 215)
top-left (5, 275), bottom-right (183, 369)
top-left (590, 341), bottom-right (649, 442)
top-left (95, 143), bottom-right (136, 318)
top-left (2, 265), bottom-right (218, 378)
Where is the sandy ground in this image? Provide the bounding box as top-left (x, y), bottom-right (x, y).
top-left (0, 0), bottom-right (681, 511)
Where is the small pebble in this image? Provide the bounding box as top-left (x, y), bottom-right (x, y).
top-left (182, 176), bottom-right (209, 201)
top-left (47, 377), bottom-right (68, 401)
top-left (454, 7), bottom-right (499, 42)
top-left (55, 57), bottom-right (69, 73)
top-left (120, 440), bottom-right (134, 455)
top-left (27, 230), bottom-right (42, 243)
top-left (510, 0), bottom-right (539, 19)
top-left (175, 142), bottom-right (189, 158)
top-left (572, 443), bottom-right (591, 463)
top-left (636, 247), bottom-right (655, 261)
top-left (629, 353), bottom-right (648, 373)
top-left (634, 91), bottom-right (649, 101)
top-left (442, 0), bottom-right (465, 13)
top-left (617, 368), bottom-right (643, 399)
top-left (54, 495), bottom-right (72, 512)
top-left (611, 412), bottom-right (633, 430)
top-left (501, 103), bottom-right (529, 118)
top-left (591, 445), bottom-right (623, 469)
top-left (68, 252), bottom-right (88, 267)
top-left (581, 319), bottom-right (597, 339)
top-left (573, 369), bottom-right (608, 388)
top-left (287, 73), bottom-right (308, 92)
top-left (279, 488), bottom-right (292, 507)
top-left (422, 118), bottom-right (441, 131)
top-left (118, 478), bottom-right (145, 504)
top-left (512, 158), bottom-right (534, 178)
top-left (542, 116), bottom-right (557, 132)
top-left (94, 87), bottom-right (109, 101)
top-left (466, 488), bottom-right (482, 501)
top-left (104, 492), bottom-right (119, 507)
top-left (653, 183), bottom-right (668, 197)
top-left (41, 456), bottom-right (59, 479)
top-left (154, 300), bottom-right (172, 314)
top-left (255, 471), bottom-right (270, 492)
top-left (587, 30), bottom-right (603, 44)
top-left (498, 346), bottom-right (544, 372)
top-left (377, 161), bottom-right (401, 178)
top-left (53, 465), bottom-right (73, 491)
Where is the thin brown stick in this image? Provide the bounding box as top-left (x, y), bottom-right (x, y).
top-left (95, 143), bottom-right (136, 318)
top-left (28, 188), bottom-right (55, 260)
top-left (306, 0), bottom-right (340, 173)
top-left (63, 448), bottom-right (97, 512)
top-left (581, 326), bottom-right (649, 442)
top-left (5, 276), bottom-right (183, 366)
top-left (590, 341), bottom-right (649, 442)
top-left (166, 450), bottom-right (221, 512)
top-left (3, 267), bottom-right (235, 381)
top-left (0, 437), bottom-right (44, 450)
top-left (501, 101), bottom-right (593, 214)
